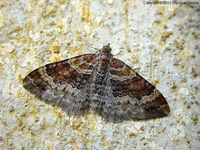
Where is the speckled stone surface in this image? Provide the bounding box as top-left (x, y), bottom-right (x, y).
top-left (0, 0), bottom-right (199, 149)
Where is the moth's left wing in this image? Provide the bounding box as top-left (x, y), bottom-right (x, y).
top-left (23, 54), bottom-right (97, 116)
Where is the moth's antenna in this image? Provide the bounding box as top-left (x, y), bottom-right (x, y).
top-left (90, 46), bottom-right (99, 51)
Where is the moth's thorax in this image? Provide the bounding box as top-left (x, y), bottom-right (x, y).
top-left (90, 45), bottom-right (113, 99)
top-left (96, 46), bottom-right (113, 76)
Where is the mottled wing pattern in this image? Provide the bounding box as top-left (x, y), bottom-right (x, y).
top-left (96, 58), bottom-right (170, 123)
top-left (23, 54), bottom-right (96, 116)
top-left (23, 44), bottom-right (170, 123)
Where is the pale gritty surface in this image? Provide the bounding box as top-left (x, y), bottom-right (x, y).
top-left (0, 0), bottom-right (199, 150)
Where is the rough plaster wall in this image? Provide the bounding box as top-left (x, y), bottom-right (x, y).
top-left (0, 0), bottom-right (199, 149)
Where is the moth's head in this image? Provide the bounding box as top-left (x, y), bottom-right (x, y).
top-left (102, 43), bottom-right (112, 54)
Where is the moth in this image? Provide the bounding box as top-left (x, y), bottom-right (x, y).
top-left (23, 44), bottom-right (170, 123)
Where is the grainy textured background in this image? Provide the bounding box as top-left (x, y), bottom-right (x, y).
top-left (0, 0), bottom-right (199, 149)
